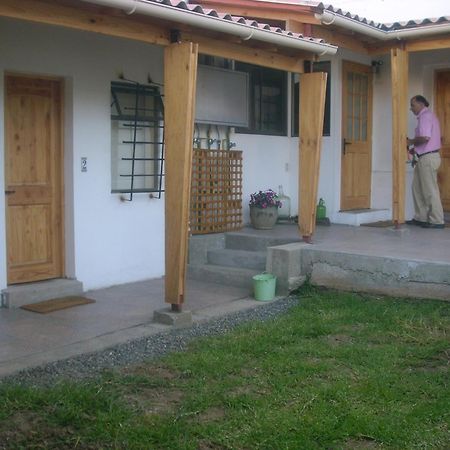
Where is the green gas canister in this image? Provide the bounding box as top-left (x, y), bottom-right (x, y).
top-left (316, 198), bottom-right (326, 220)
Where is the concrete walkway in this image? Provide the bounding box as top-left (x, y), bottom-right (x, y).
top-left (0, 278), bottom-right (261, 378)
top-left (1, 223), bottom-right (449, 378)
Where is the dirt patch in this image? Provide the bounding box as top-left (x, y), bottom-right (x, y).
top-left (325, 334), bottom-right (353, 347)
top-left (0, 410), bottom-right (44, 448)
top-left (343, 437), bottom-right (380, 449)
top-left (197, 440), bottom-right (228, 450)
top-left (195, 406), bottom-right (226, 423)
top-left (240, 367), bottom-right (260, 377)
top-left (230, 384), bottom-right (254, 396)
top-left (409, 348), bottom-right (450, 373)
top-left (123, 386), bottom-right (184, 415)
top-left (121, 363), bottom-right (178, 381)
top-left (0, 411), bottom-right (92, 450)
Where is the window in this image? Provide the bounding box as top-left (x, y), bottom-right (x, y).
top-left (292, 61), bottom-right (331, 137)
top-left (235, 62), bottom-right (287, 136)
top-left (198, 54), bottom-right (232, 69)
top-left (110, 81), bottom-right (164, 199)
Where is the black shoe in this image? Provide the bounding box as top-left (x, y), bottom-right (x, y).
top-left (405, 219), bottom-right (427, 226)
top-left (421, 222), bottom-right (445, 229)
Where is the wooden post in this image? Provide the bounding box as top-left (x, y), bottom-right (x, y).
top-left (298, 72), bottom-right (327, 240)
top-left (391, 47), bottom-right (409, 226)
top-left (164, 42), bottom-right (198, 308)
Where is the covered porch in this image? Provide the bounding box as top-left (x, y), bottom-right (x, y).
top-left (1, 222), bottom-right (449, 378)
top-left (0, 0), bottom-right (335, 313)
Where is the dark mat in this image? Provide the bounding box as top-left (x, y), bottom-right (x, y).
top-left (362, 221), bottom-right (450, 228)
top-left (21, 296), bottom-right (95, 314)
top-left (361, 220), bottom-right (395, 227)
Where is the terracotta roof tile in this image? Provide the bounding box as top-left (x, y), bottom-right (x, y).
top-left (147, 0), bottom-right (328, 44)
top-left (316, 2), bottom-right (450, 31)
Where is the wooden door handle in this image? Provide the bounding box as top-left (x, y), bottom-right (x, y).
top-left (5, 190), bottom-right (15, 195)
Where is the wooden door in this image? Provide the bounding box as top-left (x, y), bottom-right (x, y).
top-left (5, 75), bottom-right (64, 284)
top-left (341, 61), bottom-right (373, 210)
top-left (435, 70), bottom-right (450, 211)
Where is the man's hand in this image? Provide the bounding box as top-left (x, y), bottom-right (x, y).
top-left (408, 136), bottom-right (429, 146)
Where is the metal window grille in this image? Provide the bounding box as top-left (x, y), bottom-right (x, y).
top-left (111, 81), bottom-right (164, 200)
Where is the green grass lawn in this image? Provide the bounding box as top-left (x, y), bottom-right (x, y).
top-left (1, 286), bottom-right (449, 449)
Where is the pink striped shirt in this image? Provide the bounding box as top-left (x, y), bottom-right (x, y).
top-left (414, 107), bottom-right (441, 156)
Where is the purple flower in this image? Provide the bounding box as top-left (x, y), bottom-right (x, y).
top-left (249, 189), bottom-right (282, 209)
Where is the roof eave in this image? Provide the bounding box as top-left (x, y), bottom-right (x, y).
top-left (80, 0), bottom-right (337, 55)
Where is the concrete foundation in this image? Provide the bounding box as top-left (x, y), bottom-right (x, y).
top-left (266, 242), bottom-right (309, 295)
top-left (2, 278), bottom-right (84, 308)
top-left (304, 249), bottom-right (450, 300)
top-left (153, 308), bottom-right (193, 327)
top-left (188, 225), bottom-right (450, 301)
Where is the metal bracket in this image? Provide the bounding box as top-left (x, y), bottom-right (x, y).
top-left (170, 29), bottom-right (181, 44)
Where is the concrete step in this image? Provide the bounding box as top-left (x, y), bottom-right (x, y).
top-left (225, 232), bottom-right (302, 252)
top-left (188, 264), bottom-right (260, 291)
top-left (207, 249), bottom-right (267, 270)
top-left (1, 278), bottom-right (84, 309)
top-left (332, 209), bottom-right (390, 226)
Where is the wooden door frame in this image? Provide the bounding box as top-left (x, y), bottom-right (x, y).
top-left (434, 68), bottom-right (450, 212)
top-left (340, 60), bottom-right (373, 211)
top-left (4, 72), bottom-right (65, 284)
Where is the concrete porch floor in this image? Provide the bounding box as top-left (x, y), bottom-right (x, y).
top-left (263, 221), bottom-right (450, 263)
top-left (1, 223), bottom-right (449, 378)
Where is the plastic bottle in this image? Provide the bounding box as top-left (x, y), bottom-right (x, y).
top-left (277, 185), bottom-right (291, 220)
top-left (316, 198), bottom-right (326, 220)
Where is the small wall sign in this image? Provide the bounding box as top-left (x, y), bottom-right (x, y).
top-left (81, 157), bottom-right (87, 172)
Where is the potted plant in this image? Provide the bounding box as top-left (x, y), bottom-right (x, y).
top-left (249, 189), bottom-right (282, 230)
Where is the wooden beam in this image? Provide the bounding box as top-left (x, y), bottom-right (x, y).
top-left (368, 43), bottom-right (395, 56)
top-left (164, 42), bottom-right (198, 307)
top-left (310, 25), bottom-right (370, 54)
top-left (405, 36), bottom-right (450, 52)
top-left (0, 0), bottom-right (170, 46)
top-left (298, 72), bottom-right (327, 239)
top-left (369, 36), bottom-right (450, 56)
top-left (190, 35), bottom-right (305, 73)
top-left (0, 0), bottom-right (307, 73)
top-left (391, 47), bottom-right (409, 226)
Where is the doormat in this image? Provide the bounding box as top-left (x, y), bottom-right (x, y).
top-left (361, 220), bottom-right (395, 228)
top-left (362, 221), bottom-right (450, 228)
top-left (21, 296), bottom-right (95, 314)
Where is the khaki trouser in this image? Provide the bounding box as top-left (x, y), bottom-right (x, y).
top-left (412, 152), bottom-right (444, 224)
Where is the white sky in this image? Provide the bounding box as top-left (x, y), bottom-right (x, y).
top-left (326, 0), bottom-right (450, 22)
top-left (262, 1), bottom-right (450, 22)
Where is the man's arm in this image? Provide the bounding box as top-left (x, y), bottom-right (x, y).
top-left (407, 136), bottom-right (429, 146)
top-left (409, 111), bottom-right (433, 146)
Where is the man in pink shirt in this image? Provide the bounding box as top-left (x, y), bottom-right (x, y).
top-left (406, 95), bottom-right (444, 229)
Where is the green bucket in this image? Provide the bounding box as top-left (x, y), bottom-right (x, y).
top-left (252, 273), bottom-right (277, 301)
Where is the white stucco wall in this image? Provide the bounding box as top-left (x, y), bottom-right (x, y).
top-left (235, 134), bottom-right (291, 222)
top-left (1, 17), bottom-right (448, 292)
top-left (0, 18), bottom-right (166, 290)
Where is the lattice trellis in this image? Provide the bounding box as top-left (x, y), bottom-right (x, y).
top-left (190, 149), bottom-right (243, 234)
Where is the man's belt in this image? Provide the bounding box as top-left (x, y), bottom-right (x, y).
top-left (417, 150), bottom-right (440, 158)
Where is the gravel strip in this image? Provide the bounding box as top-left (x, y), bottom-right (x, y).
top-left (1, 296), bottom-right (299, 387)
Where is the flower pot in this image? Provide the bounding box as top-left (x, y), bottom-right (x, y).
top-left (250, 206), bottom-right (278, 230)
